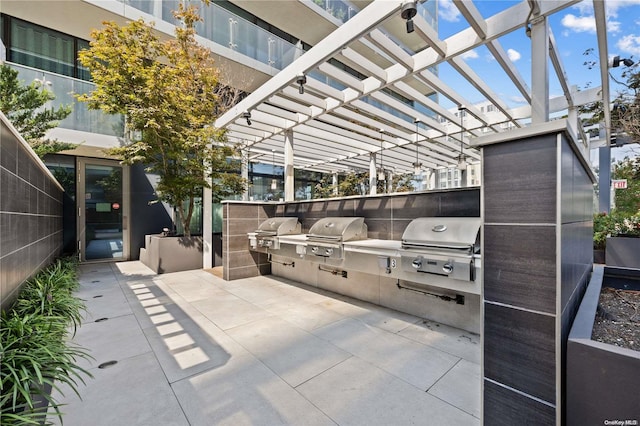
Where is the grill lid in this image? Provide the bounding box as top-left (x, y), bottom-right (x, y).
top-left (308, 217), bottom-right (368, 242)
top-left (256, 217), bottom-right (301, 236)
top-left (402, 217), bottom-right (481, 250)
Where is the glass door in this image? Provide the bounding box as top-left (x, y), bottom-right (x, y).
top-left (77, 159), bottom-right (129, 261)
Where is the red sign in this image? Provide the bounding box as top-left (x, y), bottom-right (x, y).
top-left (612, 179), bottom-right (627, 189)
top-left (112, 202), bottom-right (120, 210)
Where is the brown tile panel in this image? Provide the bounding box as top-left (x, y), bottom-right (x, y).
top-left (354, 197), bottom-right (391, 219)
top-left (391, 192), bottom-right (440, 219)
top-left (364, 219), bottom-right (392, 240)
top-left (483, 135), bottom-right (557, 224)
top-left (560, 221), bottom-right (592, 309)
top-left (226, 264), bottom-right (270, 281)
top-left (226, 218), bottom-right (263, 236)
top-left (484, 380), bottom-right (555, 425)
top-left (227, 235), bottom-right (251, 252)
top-left (483, 225), bottom-right (557, 313)
top-left (484, 303), bottom-right (556, 404)
top-left (391, 219), bottom-right (412, 240)
top-left (258, 204), bottom-right (277, 220)
top-left (1, 125), bottom-right (18, 174)
top-left (226, 204), bottom-right (262, 219)
top-left (325, 199), bottom-right (355, 216)
top-left (439, 189), bottom-right (480, 216)
top-left (227, 250), bottom-right (267, 269)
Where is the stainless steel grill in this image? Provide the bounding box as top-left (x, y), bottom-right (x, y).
top-left (400, 217), bottom-right (481, 282)
top-left (249, 217), bottom-right (301, 250)
top-left (306, 217), bottom-right (368, 259)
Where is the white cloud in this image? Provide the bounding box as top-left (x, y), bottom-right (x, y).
top-left (507, 49), bottom-right (521, 62)
top-left (606, 0), bottom-right (640, 18)
top-left (561, 14), bottom-right (596, 33)
top-left (617, 34), bottom-right (640, 56)
top-left (461, 50), bottom-right (479, 60)
top-left (509, 96), bottom-right (527, 105)
top-left (572, 0), bottom-right (640, 18)
top-left (438, 0), bottom-right (460, 22)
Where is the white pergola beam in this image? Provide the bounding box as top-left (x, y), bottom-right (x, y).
top-left (216, 1), bottom-right (402, 128)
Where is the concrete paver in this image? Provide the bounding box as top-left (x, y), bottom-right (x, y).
top-left (50, 261), bottom-right (481, 425)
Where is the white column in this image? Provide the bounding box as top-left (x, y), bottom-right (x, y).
top-left (241, 149), bottom-right (249, 201)
top-left (369, 153), bottom-right (377, 195)
top-left (284, 130), bottom-right (294, 201)
top-left (531, 15), bottom-right (549, 124)
top-left (332, 172), bottom-right (338, 196)
top-left (202, 180), bottom-right (213, 269)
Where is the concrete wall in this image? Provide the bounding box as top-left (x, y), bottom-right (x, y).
top-left (222, 188), bottom-right (480, 281)
top-left (0, 113), bottom-right (63, 311)
top-left (567, 266), bottom-right (640, 426)
top-left (129, 164), bottom-right (173, 260)
top-left (479, 121), bottom-right (594, 425)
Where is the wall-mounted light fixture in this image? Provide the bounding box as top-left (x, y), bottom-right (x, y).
top-left (612, 56), bottom-right (635, 68)
top-left (413, 118), bottom-right (423, 175)
top-left (401, 1), bottom-right (417, 34)
top-left (242, 110), bottom-right (252, 126)
top-left (457, 106), bottom-right (468, 171)
top-left (296, 74), bottom-right (307, 94)
top-left (271, 149), bottom-right (277, 190)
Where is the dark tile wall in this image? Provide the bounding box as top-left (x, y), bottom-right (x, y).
top-left (225, 188), bottom-right (480, 280)
top-left (1, 120), bottom-right (63, 311)
top-left (481, 129), bottom-right (595, 425)
top-left (222, 202), bottom-right (275, 280)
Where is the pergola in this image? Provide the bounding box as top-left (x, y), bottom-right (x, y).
top-left (214, 0), bottom-right (613, 202)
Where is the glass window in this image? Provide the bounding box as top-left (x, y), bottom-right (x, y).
top-left (10, 19), bottom-right (75, 77)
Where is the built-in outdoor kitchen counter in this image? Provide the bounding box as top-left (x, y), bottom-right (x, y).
top-left (224, 188), bottom-right (482, 333)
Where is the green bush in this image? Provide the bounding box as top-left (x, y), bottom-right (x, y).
top-left (0, 258), bottom-right (92, 425)
top-left (594, 210), bottom-right (640, 250)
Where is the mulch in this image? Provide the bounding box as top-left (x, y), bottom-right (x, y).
top-left (592, 287), bottom-right (640, 352)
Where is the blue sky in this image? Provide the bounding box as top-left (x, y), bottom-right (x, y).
top-left (433, 0), bottom-right (640, 109)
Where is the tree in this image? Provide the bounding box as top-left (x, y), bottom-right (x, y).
top-left (389, 173), bottom-right (416, 193)
top-left (0, 64), bottom-right (73, 157)
top-left (581, 49), bottom-right (639, 146)
top-left (612, 156), bottom-right (640, 214)
top-left (338, 172), bottom-right (368, 196)
top-left (78, 1), bottom-right (245, 237)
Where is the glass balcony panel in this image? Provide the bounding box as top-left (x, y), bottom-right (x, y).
top-left (8, 63), bottom-right (124, 137)
top-left (125, 0), bottom-right (154, 16)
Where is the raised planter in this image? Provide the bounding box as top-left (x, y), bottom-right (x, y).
top-left (566, 266), bottom-right (640, 426)
top-left (606, 236), bottom-right (640, 268)
top-left (139, 235), bottom-right (203, 273)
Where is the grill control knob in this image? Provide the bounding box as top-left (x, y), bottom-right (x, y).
top-left (442, 262), bottom-right (454, 274)
top-left (311, 247), bottom-right (319, 254)
top-left (325, 248), bottom-right (333, 256)
top-left (411, 258), bottom-right (422, 269)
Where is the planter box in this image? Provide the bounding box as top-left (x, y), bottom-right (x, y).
top-left (606, 236), bottom-right (640, 268)
top-left (593, 249), bottom-right (605, 264)
top-left (566, 266), bottom-right (640, 426)
top-left (140, 235), bottom-right (203, 273)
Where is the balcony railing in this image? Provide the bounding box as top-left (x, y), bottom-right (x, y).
top-left (8, 62), bottom-right (124, 137)
top-left (115, 0), bottom-right (304, 72)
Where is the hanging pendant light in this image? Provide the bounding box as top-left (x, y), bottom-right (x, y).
top-left (413, 118), bottom-right (422, 175)
top-left (457, 106), bottom-right (467, 171)
top-left (378, 129), bottom-right (385, 183)
top-left (271, 149), bottom-right (277, 190)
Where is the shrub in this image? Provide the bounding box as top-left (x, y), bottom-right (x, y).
top-left (593, 211), bottom-right (640, 250)
top-left (0, 258), bottom-right (91, 425)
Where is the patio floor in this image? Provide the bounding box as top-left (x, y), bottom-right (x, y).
top-left (50, 261), bottom-right (481, 426)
